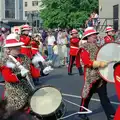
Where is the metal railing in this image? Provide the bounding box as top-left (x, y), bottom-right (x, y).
top-left (99, 18), bottom-right (119, 32)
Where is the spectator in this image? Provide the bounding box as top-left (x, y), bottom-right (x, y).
top-left (87, 17), bottom-right (93, 27)
top-left (0, 31), bottom-right (4, 51)
top-left (61, 32), bottom-right (68, 66)
top-left (52, 41), bottom-right (60, 67)
top-left (116, 30), bottom-right (120, 42)
top-left (41, 30), bottom-right (47, 44)
top-left (57, 29), bottom-right (63, 64)
top-left (46, 31), bottom-right (55, 61)
top-left (92, 11), bottom-right (100, 30)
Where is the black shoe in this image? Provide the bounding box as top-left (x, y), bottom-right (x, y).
top-left (107, 115), bottom-right (114, 120)
top-left (68, 73), bottom-right (73, 75)
top-left (79, 72), bottom-right (84, 76)
top-left (75, 114), bottom-right (89, 120)
top-left (78, 67), bottom-right (84, 76)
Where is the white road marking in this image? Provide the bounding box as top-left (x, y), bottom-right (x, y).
top-left (62, 93), bottom-right (120, 105)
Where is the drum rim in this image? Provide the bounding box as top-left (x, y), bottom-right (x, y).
top-left (29, 85), bottom-right (63, 116)
top-left (96, 42), bottom-right (120, 83)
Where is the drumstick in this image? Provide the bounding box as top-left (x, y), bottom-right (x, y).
top-left (104, 60), bottom-right (118, 64)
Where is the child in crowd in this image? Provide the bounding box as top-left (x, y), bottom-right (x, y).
top-left (52, 41), bottom-right (60, 67)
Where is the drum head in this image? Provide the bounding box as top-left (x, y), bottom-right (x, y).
top-left (96, 42), bottom-right (120, 83)
top-left (30, 86), bottom-right (62, 116)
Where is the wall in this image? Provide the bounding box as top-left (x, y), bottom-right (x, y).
top-left (23, 0), bottom-right (42, 20)
top-left (0, 0), bottom-right (5, 21)
top-left (99, 0), bottom-right (120, 29)
top-left (19, 0), bottom-right (23, 20)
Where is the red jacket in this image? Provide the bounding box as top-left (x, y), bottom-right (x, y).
top-left (31, 41), bottom-right (39, 56)
top-left (80, 48), bottom-right (93, 80)
top-left (104, 35), bottom-right (114, 44)
top-left (1, 56), bottom-right (40, 83)
top-left (69, 37), bottom-right (80, 56)
top-left (20, 35), bottom-right (32, 58)
top-left (113, 62), bottom-right (120, 120)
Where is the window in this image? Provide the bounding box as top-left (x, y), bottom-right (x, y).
top-left (32, 1), bottom-right (38, 6)
top-left (5, 9), bottom-right (15, 18)
top-left (5, 0), bottom-right (15, 18)
top-left (25, 2), bottom-right (27, 7)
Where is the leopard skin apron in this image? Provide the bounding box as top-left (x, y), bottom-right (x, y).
top-left (81, 43), bottom-right (103, 98)
top-left (3, 54), bottom-right (33, 112)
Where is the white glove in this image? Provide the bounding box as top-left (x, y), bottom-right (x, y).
top-left (43, 66), bottom-right (54, 75)
top-left (6, 61), bottom-right (16, 69)
top-left (32, 53), bottom-right (45, 65)
top-left (43, 66), bottom-right (51, 75)
top-left (20, 68), bottom-right (29, 77)
top-left (48, 66), bottom-right (54, 71)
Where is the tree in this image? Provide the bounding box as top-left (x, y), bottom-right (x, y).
top-left (40, 0), bottom-right (98, 28)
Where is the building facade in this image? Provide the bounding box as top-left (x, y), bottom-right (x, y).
top-left (99, 0), bottom-right (120, 30)
top-left (23, 0), bottom-right (43, 28)
top-left (0, 0), bottom-right (25, 28)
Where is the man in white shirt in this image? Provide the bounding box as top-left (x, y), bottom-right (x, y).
top-left (47, 32), bottom-right (56, 61)
top-left (92, 11), bottom-right (100, 30)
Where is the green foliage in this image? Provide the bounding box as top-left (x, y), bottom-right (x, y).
top-left (40, 0), bottom-right (98, 28)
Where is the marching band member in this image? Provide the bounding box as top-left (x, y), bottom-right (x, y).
top-left (113, 62), bottom-right (120, 120)
top-left (20, 24), bottom-right (32, 58)
top-left (0, 33), bottom-right (40, 118)
top-left (68, 29), bottom-right (83, 75)
top-left (31, 36), bottom-right (53, 76)
top-left (104, 26), bottom-right (115, 44)
top-left (31, 36), bottom-right (40, 56)
top-left (14, 28), bottom-right (20, 35)
top-left (76, 27), bottom-right (115, 120)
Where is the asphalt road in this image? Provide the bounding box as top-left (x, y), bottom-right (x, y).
top-left (0, 67), bottom-right (119, 120)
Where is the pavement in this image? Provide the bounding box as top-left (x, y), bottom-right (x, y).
top-left (0, 67), bottom-right (119, 120)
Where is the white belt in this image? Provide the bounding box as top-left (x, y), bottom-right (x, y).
top-left (21, 46), bottom-right (31, 48)
top-left (70, 46), bottom-right (79, 49)
top-left (31, 47), bottom-right (38, 50)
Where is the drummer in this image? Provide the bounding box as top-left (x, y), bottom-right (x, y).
top-left (113, 62), bottom-right (120, 120)
top-left (76, 27), bottom-right (115, 120)
top-left (104, 26), bottom-right (115, 44)
top-left (0, 33), bottom-right (40, 118)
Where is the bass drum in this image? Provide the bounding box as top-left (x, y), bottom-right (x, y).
top-left (96, 42), bottom-right (120, 83)
top-left (29, 85), bottom-right (66, 120)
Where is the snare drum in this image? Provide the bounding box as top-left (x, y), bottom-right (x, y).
top-left (30, 85), bottom-right (66, 120)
